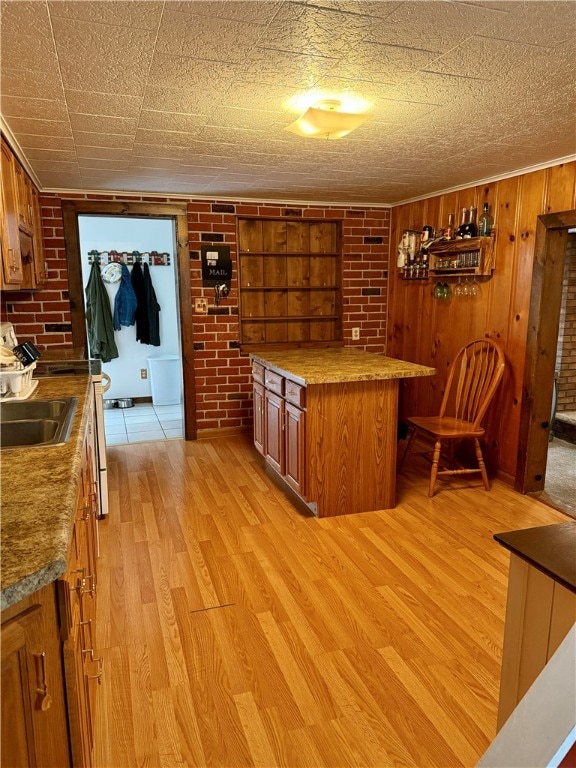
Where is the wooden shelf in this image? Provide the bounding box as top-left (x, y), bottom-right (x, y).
top-left (241, 285), bottom-right (338, 291)
top-left (427, 236), bottom-right (495, 276)
top-left (238, 217), bottom-right (343, 346)
top-left (241, 315), bottom-right (339, 322)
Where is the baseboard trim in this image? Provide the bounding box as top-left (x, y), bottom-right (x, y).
top-left (196, 426), bottom-right (251, 441)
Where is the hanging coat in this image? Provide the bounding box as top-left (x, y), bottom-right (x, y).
top-left (85, 261), bottom-right (119, 362)
top-left (131, 261), bottom-right (161, 345)
top-left (113, 263), bottom-right (137, 330)
top-left (131, 261), bottom-right (149, 343)
top-left (143, 262), bottom-right (161, 346)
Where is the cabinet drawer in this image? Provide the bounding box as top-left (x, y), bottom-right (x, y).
top-left (285, 379), bottom-right (305, 408)
top-left (264, 370), bottom-right (284, 396)
top-left (252, 361), bottom-right (264, 384)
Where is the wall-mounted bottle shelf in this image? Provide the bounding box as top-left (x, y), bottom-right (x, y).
top-left (427, 236), bottom-right (495, 276)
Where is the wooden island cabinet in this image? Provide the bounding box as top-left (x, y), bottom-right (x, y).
top-left (251, 348), bottom-right (435, 517)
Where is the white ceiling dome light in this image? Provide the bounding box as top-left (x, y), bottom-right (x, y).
top-left (285, 98), bottom-right (372, 140)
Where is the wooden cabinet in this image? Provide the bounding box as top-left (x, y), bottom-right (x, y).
top-left (1, 409), bottom-right (100, 768)
top-left (0, 138), bottom-right (47, 289)
top-left (253, 381), bottom-right (265, 456)
top-left (238, 217), bottom-right (342, 348)
top-left (284, 401), bottom-right (306, 496)
top-left (15, 163), bottom-right (34, 233)
top-left (59, 411), bottom-right (101, 768)
top-left (253, 364), bottom-right (307, 502)
top-left (31, 186), bottom-right (47, 287)
top-left (264, 389), bottom-right (285, 475)
top-left (1, 139), bottom-right (24, 287)
top-left (1, 584), bottom-right (71, 768)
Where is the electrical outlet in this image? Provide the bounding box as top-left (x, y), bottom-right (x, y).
top-left (194, 298), bottom-right (208, 314)
top-left (352, 327), bottom-right (360, 340)
top-left (140, 368), bottom-right (148, 379)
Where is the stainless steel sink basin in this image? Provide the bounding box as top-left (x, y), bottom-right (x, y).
top-left (0, 399), bottom-right (70, 422)
top-left (0, 397), bottom-right (78, 448)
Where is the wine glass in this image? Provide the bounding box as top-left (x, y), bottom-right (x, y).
top-left (470, 276), bottom-right (479, 297)
top-left (434, 282), bottom-right (443, 299)
top-left (454, 277), bottom-right (464, 297)
top-left (462, 277), bottom-right (471, 297)
top-left (441, 282), bottom-right (451, 300)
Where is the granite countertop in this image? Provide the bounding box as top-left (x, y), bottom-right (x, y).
top-left (494, 523), bottom-right (576, 594)
top-left (250, 347), bottom-right (436, 386)
top-left (1, 375), bottom-right (93, 610)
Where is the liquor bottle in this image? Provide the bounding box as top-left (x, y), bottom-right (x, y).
top-left (462, 206), bottom-right (478, 238)
top-left (478, 203), bottom-right (494, 236)
top-left (455, 207), bottom-right (468, 238)
top-left (443, 213), bottom-right (454, 240)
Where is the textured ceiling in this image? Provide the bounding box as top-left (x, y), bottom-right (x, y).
top-left (1, 0), bottom-right (575, 205)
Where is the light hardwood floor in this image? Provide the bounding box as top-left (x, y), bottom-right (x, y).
top-left (94, 435), bottom-right (568, 768)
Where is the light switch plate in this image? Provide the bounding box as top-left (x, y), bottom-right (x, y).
top-left (195, 298), bottom-right (208, 314)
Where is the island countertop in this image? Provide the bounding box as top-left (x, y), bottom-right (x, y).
top-left (1, 375), bottom-right (92, 611)
top-left (250, 347), bottom-right (436, 386)
top-left (494, 522), bottom-right (576, 594)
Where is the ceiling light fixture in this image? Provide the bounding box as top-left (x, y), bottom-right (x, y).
top-left (285, 98), bottom-right (371, 140)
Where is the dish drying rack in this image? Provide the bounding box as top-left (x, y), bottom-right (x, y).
top-left (0, 361), bottom-right (39, 401)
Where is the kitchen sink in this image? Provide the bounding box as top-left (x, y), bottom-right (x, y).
top-left (0, 397), bottom-right (78, 448)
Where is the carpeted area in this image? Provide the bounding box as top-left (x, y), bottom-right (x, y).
top-left (541, 437), bottom-right (576, 519)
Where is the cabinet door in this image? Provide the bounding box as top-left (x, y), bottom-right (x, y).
top-left (1, 586), bottom-right (71, 768)
top-left (265, 389), bottom-right (285, 474)
top-left (285, 402), bottom-right (306, 497)
top-left (31, 186), bottom-right (47, 287)
top-left (0, 140), bottom-right (24, 286)
top-left (253, 381), bottom-right (265, 455)
top-left (14, 163), bottom-right (34, 232)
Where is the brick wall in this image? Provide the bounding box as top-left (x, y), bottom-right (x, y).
top-left (2, 193), bottom-right (390, 432)
top-left (556, 232), bottom-right (576, 412)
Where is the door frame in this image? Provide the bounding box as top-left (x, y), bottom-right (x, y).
top-left (516, 208), bottom-right (576, 493)
top-left (61, 200), bottom-right (197, 440)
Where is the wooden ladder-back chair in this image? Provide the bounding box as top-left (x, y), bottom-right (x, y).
top-left (401, 338), bottom-right (506, 497)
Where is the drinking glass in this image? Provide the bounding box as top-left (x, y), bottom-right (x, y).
top-left (454, 277), bottom-right (464, 297)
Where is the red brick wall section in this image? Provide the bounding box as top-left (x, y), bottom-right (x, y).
top-left (556, 232), bottom-right (576, 412)
top-left (2, 193), bottom-right (390, 432)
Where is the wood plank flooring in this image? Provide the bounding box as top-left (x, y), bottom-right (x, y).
top-left (94, 435), bottom-right (568, 768)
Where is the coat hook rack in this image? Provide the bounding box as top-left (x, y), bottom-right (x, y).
top-left (87, 249), bottom-right (171, 266)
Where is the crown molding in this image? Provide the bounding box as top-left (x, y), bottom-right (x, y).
top-left (0, 116), bottom-right (44, 190)
top-left (391, 155), bottom-right (576, 207)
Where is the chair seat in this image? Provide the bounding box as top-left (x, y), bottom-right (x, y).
top-left (406, 415), bottom-right (485, 439)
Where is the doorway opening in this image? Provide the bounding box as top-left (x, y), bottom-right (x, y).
top-left (78, 214), bottom-right (183, 446)
top-left (517, 210), bottom-right (576, 519)
top-left (543, 229), bottom-right (576, 518)
top-left (61, 200), bottom-right (196, 440)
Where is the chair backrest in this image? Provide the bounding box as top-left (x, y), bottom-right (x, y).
top-left (439, 339), bottom-right (506, 428)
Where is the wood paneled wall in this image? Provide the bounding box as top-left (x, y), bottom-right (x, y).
top-left (388, 161), bottom-right (576, 481)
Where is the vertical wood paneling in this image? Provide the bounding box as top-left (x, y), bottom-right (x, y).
top-left (389, 161), bottom-right (576, 482)
top-left (544, 162), bottom-right (576, 213)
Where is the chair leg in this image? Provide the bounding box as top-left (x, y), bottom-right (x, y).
top-left (429, 439), bottom-right (442, 497)
top-left (475, 438), bottom-right (490, 490)
top-left (398, 425), bottom-right (417, 471)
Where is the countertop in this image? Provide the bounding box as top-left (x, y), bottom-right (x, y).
top-left (250, 347), bottom-right (436, 386)
top-left (494, 522), bottom-right (576, 594)
top-left (1, 375), bottom-right (93, 610)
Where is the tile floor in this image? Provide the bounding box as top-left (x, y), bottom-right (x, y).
top-left (104, 402), bottom-right (183, 445)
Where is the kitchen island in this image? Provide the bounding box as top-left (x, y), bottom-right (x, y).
top-left (250, 347), bottom-right (435, 517)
